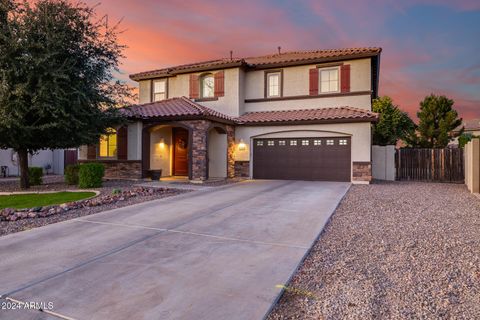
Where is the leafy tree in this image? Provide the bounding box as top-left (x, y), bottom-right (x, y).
top-left (372, 96), bottom-right (416, 145)
top-left (458, 133), bottom-right (478, 149)
top-left (0, 0), bottom-right (131, 189)
top-left (416, 94), bottom-right (462, 148)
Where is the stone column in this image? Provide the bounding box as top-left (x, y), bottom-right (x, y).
top-left (352, 161), bottom-right (372, 183)
top-left (183, 120), bottom-right (210, 181)
top-left (226, 125), bottom-right (236, 178)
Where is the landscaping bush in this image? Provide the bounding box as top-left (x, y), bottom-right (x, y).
top-left (64, 164), bottom-right (80, 185)
top-left (78, 163), bottom-right (105, 188)
top-left (28, 167), bottom-right (43, 185)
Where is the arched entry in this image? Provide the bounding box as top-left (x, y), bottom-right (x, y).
top-left (207, 126), bottom-right (228, 178)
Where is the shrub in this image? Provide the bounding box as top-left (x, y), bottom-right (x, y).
top-left (28, 167), bottom-right (43, 185)
top-left (64, 164), bottom-right (80, 185)
top-left (78, 163), bottom-right (105, 188)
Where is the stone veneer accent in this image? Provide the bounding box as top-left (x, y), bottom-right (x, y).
top-left (352, 161), bottom-right (372, 182)
top-left (79, 160), bottom-right (142, 179)
top-left (235, 161), bottom-right (250, 178)
top-left (226, 125), bottom-right (235, 178)
top-left (178, 120), bottom-right (209, 181)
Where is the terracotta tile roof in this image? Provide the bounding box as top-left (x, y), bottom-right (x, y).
top-left (120, 96), bottom-right (235, 122)
top-left (456, 118), bottom-right (480, 132)
top-left (121, 97), bottom-right (378, 124)
top-left (130, 47), bottom-right (381, 81)
top-left (236, 107), bottom-right (378, 124)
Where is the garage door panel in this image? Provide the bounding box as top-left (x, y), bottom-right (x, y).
top-left (253, 137), bottom-right (351, 182)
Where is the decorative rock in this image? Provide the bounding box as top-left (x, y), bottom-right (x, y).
top-left (28, 212), bottom-right (37, 218)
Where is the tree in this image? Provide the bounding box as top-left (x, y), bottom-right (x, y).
top-left (458, 133), bottom-right (478, 149)
top-left (372, 96), bottom-right (416, 146)
top-left (416, 94), bottom-right (462, 148)
top-left (0, 0), bottom-right (131, 189)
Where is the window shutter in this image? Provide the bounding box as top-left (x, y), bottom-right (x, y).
top-left (87, 145), bottom-right (96, 160)
top-left (341, 64), bottom-right (351, 93)
top-left (309, 68), bottom-right (319, 96)
top-left (189, 74), bottom-right (199, 99)
top-left (117, 126), bottom-right (128, 160)
top-left (214, 71), bottom-right (225, 97)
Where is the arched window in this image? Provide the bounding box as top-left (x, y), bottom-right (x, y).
top-left (99, 128), bottom-right (117, 158)
top-left (200, 73), bottom-right (214, 98)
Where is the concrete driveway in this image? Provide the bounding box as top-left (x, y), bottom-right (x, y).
top-left (0, 180), bottom-right (349, 320)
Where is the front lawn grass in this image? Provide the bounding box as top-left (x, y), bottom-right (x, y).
top-left (0, 191), bottom-right (96, 209)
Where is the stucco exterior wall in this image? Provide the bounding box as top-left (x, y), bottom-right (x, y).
top-left (127, 121), bottom-right (142, 160)
top-left (208, 129), bottom-right (228, 178)
top-left (150, 126), bottom-right (172, 176)
top-left (244, 58), bottom-right (371, 100)
top-left (0, 149), bottom-right (64, 176)
top-left (244, 94), bottom-right (371, 112)
top-left (161, 68), bottom-right (242, 117)
top-left (234, 122), bottom-right (371, 163)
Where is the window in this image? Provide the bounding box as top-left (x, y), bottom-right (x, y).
top-left (99, 128), bottom-right (117, 158)
top-left (301, 140), bottom-right (309, 146)
top-left (266, 72), bottom-right (281, 97)
top-left (267, 140), bottom-right (275, 146)
top-left (153, 79), bottom-right (167, 101)
top-left (257, 141), bottom-right (264, 146)
top-left (279, 140), bottom-right (286, 146)
top-left (339, 139), bottom-right (348, 145)
top-left (290, 140), bottom-right (297, 146)
top-left (326, 139), bottom-right (334, 145)
top-left (319, 67), bottom-right (339, 93)
top-left (314, 139), bottom-right (321, 146)
top-left (200, 73), bottom-right (214, 98)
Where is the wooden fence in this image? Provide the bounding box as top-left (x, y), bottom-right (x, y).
top-left (396, 148), bottom-right (464, 183)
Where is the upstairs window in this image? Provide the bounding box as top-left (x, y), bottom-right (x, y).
top-left (200, 73), bottom-right (214, 98)
top-left (319, 67), bottom-right (339, 93)
top-left (266, 71), bottom-right (281, 98)
top-left (153, 79), bottom-right (167, 101)
top-left (99, 128), bottom-right (117, 158)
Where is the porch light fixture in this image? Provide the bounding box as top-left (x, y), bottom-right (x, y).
top-left (158, 138), bottom-right (165, 149)
top-left (238, 139), bottom-right (246, 151)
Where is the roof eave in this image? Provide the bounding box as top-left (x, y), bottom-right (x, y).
top-left (247, 52), bottom-right (381, 70)
top-left (130, 61), bottom-right (245, 81)
top-left (236, 117), bottom-right (378, 126)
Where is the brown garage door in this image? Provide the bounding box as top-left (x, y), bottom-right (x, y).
top-left (253, 137), bottom-right (351, 181)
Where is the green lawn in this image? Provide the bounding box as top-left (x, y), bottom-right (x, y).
top-left (0, 191), bottom-right (96, 209)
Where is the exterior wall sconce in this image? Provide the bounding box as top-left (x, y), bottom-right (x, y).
top-left (158, 138), bottom-right (165, 149)
top-left (238, 139), bottom-right (246, 151)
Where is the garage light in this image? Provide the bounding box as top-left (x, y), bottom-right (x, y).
top-left (238, 139), bottom-right (246, 151)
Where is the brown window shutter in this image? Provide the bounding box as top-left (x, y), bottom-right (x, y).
top-left (117, 126), bottom-right (128, 160)
top-left (189, 74), bottom-right (199, 99)
top-left (341, 64), bottom-right (351, 93)
top-left (214, 71), bottom-right (225, 97)
top-left (87, 145), bottom-right (96, 160)
top-left (309, 68), bottom-right (319, 96)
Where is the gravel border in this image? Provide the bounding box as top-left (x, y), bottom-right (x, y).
top-left (268, 181), bottom-right (480, 319)
top-left (0, 178), bottom-right (192, 237)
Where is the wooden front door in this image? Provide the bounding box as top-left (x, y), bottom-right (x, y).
top-left (173, 128), bottom-right (189, 176)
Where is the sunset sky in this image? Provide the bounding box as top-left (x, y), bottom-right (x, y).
top-left (85, 0), bottom-right (480, 120)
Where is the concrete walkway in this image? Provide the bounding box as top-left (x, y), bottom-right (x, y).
top-left (0, 180), bottom-right (350, 320)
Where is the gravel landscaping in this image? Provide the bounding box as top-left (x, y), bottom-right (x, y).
top-left (0, 177), bottom-right (191, 237)
top-left (268, 181), bottom-right (480, 319)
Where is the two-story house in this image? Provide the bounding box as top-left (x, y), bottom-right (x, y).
top-left (79, 47), bottom-right (381, 183)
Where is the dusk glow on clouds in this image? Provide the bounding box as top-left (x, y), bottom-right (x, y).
top-left (86, 0), bottom-right (479, 119)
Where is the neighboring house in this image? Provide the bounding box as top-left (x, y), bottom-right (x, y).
top-left (0, 149), bottom-right (68, 177)
top-left (455, 118), bottom-right (480, 136)
top-left (79, 47), bottom-right (381, 183)
top-left (449, 118), bottom-right (480, 146)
